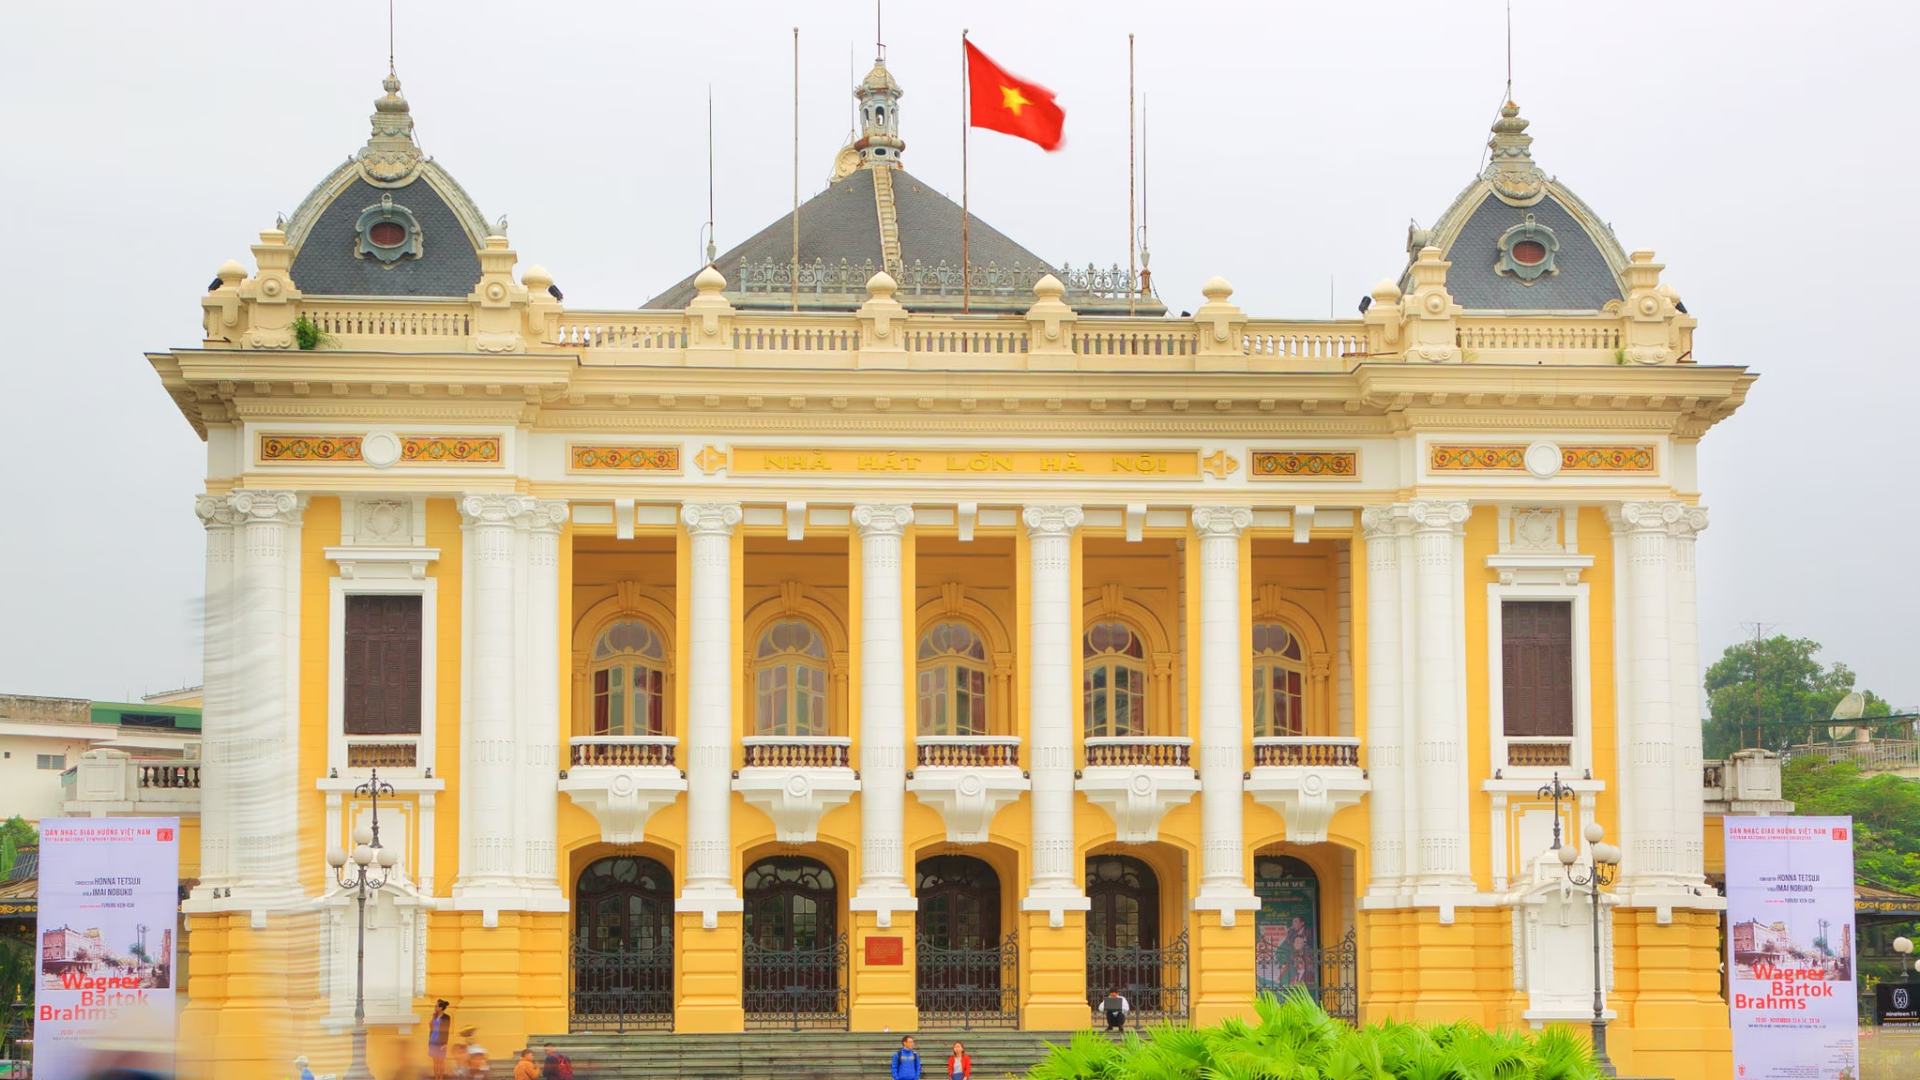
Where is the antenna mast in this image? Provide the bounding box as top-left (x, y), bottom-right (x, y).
top-left (791, 26), bottom-right (800, 313)
top-left (706, 86), bottom-right (717, 265)
top-left (388, 0), bottom-right (395, 73)
top-left (1127, 33), bottom-right (1137, 315)
top-left (1138, 94), bottom-right (1151, 297)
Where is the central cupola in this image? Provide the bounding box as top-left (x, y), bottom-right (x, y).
top-left (854, 55), bottom-right (905, 166)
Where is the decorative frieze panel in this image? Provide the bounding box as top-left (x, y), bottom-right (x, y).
top-left (1248, 450), bottom-right (1359, 480)
top-left (1429, 443), bottom-right (1654, 475)
top-left (258, 432), bottom-right (502, 466)
top-left (568, 444), bottom-right (681, 472)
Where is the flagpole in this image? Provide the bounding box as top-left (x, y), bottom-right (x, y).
top-left (961, 29), bottom-right (971, 314)
top-left (1127, 32), bottom-right (1136, 316)
top-left (792, 26), bottom-right (800, 313)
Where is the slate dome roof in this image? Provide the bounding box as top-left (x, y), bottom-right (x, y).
top-left (1403, 102), bottom-right (1630, 312)
top-left (282, 71), bottom-right (494, 298)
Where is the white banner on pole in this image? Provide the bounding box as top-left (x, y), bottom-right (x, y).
top-left (32, 817), bottom-right (180, 1079)
top-left (1724, 815), bottom-right (1859, 1080)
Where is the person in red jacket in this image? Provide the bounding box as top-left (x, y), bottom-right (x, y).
top-left (947, 1040), bottom-right (972, 1080)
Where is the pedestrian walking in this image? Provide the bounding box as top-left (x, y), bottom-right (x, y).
top-left (946, 1040), bottom-right (972, 1080)
top-left (426, 999), bottom-right (452, 1079)
top-left (889, 1034), bottom-right (923, 1080)
top-left (542, 1041), bottom-right (574, 1079)
top-left (293, 1054), bottom-right (316, 1080)
top-left (1100, 988), bottom-right (1131, 1032)
top-left (513, 1048), bottom-right (541, 1080)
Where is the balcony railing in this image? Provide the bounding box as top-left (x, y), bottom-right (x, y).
top-left (1781, 739), bottom-right (1920, 772)
top-left (1252, 737), bottom-right (1361, 769)
top-left (138, 762), bottom-right (201, 789)
top-left (916, 736), bottom-right (1021, 770)
top-left (742, 736), bottom-right (853, 770)
top-left (1084, 736), bottom-right (1192, 769)
top-left (571, 736), bottom-right (677, 769)
top-left (346, 742), bottom-right (418, 769)
top-left (1505, 738), bottom-right (1574, 769)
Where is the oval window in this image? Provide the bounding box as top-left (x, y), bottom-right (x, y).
top-left (1511, 239), bottom-right (1548, 266)
top-left (368, 221), bottom-right (407, 247)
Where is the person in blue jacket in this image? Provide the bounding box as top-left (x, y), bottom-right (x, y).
top-left (890, 1034), bottom-right (922, 1080)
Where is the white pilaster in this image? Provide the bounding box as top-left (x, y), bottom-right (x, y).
top-left (225, 490), bottom-right (304, 906)
top-left (1019, 505), bottom-right (1090, 927)
top-left (453, 494), bottom-right (534, 907)
top-left (1360, 506), bottom-right (1409, 902)
top-left (1618, 501), bottom-right (1677, 899)
top-left (1409, 499), bottom-right (1473, 893)
top-left (1667, 506), bottom-right (1710, 890)
top-left (518, 500), bottom-right (568, 901)
top-left (1190, 507), bottom-right (1260, 926)
top-left (191, 495), bottom-right (240, 896)
top-left (850, 504), bottom-right (917, 927)
top-left (678, 502), bottom-right (744, 928)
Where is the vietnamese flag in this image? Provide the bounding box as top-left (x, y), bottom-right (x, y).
top-left (965, 41), bottom-right (1066, 151)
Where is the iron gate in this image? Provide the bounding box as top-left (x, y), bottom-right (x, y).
top-left (569, 937), bottom-right (674, 1031)
top-left (916, 932), bottom-right (1019, 1029)
top-left (744, 933), bottom-right (849, 1030)
top-left (1087, 929), bottom-right (1189, 1025)
top-left (1255, 927), bottom-right (1358, 1023)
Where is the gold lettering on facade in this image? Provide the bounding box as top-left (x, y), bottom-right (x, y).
top-left (1111, 453), bottom-right (1167, 474)
top-left (728, 446), bottom-right (1201, 479)
top-left (1039, 453), bottom-right (1085, 473)
top-left (855, 452), bottom-right (924, 472)
top-left (764, 450), bottom-right (833, 472)
top-left (945, 453), bottom-right (1014, 473)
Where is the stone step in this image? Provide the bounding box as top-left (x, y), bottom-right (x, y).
top-left (497, 1030), bottom-right (1083, 1080)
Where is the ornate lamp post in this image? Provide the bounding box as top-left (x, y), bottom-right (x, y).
top-left (1896, 935), bottom-right (1920, 974)
top-left (327, 770), bottom-right (397, 1080)
top-left (1539, 773), bottom-right (1623, 1078)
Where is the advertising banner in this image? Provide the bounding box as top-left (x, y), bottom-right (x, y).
top-left (32, 817), bottom-right (180, 1079)
top-left (1725, 816), bottom-right (1858, 1080)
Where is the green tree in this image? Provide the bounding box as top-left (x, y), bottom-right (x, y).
top-left (1781, 757), bottom-right (1920, 898)
top-left (1702, 635), bottom-right (1890, 756)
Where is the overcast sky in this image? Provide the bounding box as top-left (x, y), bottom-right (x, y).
top-left (2, 1), bottom-right (1914, 708)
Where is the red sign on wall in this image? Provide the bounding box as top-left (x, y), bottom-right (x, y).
top-left (864, 936), bottom-right (904, 966)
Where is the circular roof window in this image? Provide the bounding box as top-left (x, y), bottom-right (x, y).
top-left (1496, 214), bottom-right (1559, 283)
top-left (1510, 239), bottom-right (1548, 266)
top-left (368, 221), bottom-right (407, 247)
top-left (353, 194), bottom-right (423, 265)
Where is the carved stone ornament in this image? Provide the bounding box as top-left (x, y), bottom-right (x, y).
top-left (851, 504), bottom-right (914, 536)
top-left (1021, 505), bottom-right (1084, 537)
top-left (358, 72), bottom-right (424, 185)
top-left (355, 194), bottom-right (424, 265)
top-left (1191, 506), bottom-right (1253, 538)
top-left (1495, 214), bottom-right (1560, 284)
top-left (1482, 101), bottom-right (1549, 206)
top-left (680, 502), bottom-right (742, 536)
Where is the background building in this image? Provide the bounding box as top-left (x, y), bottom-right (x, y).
top-left (0, 695), bottom-right (200, 823)
top-left (146, 48), bottom-right (1752, 1080)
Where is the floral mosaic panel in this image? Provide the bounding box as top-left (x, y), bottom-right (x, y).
top-left (400, 436), bottom-right (501, 464)
top-left (569, 445), bottom-right (681, 472)
top-left (1560, 446), bottom-right (1655, 472)
top-left (258, 434), bottom-right (503, 465)
top-left (1430, 444), bottom-right (1655, 472)
top-left (259, 435), bottom-right (363, 462)
top-left (1248, 451), bottom-right (1359, 480)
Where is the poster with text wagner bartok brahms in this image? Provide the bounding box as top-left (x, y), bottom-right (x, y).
top-left (33, 818), bottom-right (179, 1079)
top-left (1725, 816), bottom-right (1859, 1080)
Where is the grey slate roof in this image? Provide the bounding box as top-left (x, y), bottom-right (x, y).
top-left (1441, 191), bottom-right (1623, 311)
top-left (644, 167), bottom-right (1056, 311)
top-left (289, 177), bottom-right (483, 298)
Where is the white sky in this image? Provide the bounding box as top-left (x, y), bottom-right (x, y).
top-left (1, 1), bottom-right (1914, 707)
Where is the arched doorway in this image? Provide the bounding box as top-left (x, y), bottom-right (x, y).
top-left (915, 855), bottom-right (1017, 1028)
top-left (1085, 854), bottom-right (1187, 1024)
top-left (742, 855), bottom-right (847, 1029)
top-left (570, 855), bottom-right (674, 1031)
top-left (1253, 854), bottom-right (1356, 1022)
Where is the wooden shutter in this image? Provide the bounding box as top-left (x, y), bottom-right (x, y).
top-left (1501, 601), bottom-right (1573, 737)
top-left (344, 595), bottom-right (423, 735)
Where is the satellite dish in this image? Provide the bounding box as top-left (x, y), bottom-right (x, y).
top-left (1828, 691), bottom-right (1867, 741)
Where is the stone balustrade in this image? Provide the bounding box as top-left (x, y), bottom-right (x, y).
top-left (570, 736), bottom-right (678, 769)
top-left (1083, 736), bottom-right (1192, 769)
top-left (345, 741), bottom-right (418, 769)
top-left (741, 736), bottom-right (854, 770)
top-left (1252, 736), bottom-right (1362, 769)
top-left (915, 736), bottom-right (1022, 770)
top-left (1506, 738), bottom-right (1575, 769)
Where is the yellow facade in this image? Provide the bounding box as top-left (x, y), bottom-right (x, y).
top-left (147, 46), bottom-right (1756, 1080)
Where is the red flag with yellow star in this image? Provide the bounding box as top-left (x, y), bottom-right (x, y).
top-left (965, 41), bottom-right (1065, 151)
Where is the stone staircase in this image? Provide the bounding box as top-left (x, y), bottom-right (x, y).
top-left (506, 1029), bottom-right (1080, 1080)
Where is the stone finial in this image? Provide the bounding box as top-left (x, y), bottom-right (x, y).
top-left (1363, 278), bottom-right (1404, 354)
top-left (1201, 276), bottom-right (1233, 304)
top-left (216, 260), bottom-right (247, 288)
top-left (686, 265), bottom-right (737, 355)
top-left (1482, 101), bottom-right (1548, 204)
top-left (521, 265), bottom-right (553, 292)
top-left (693, 264), bottom-right (727, 296)
top-left (1025, 273), bottom-right (1076, 367)
top-left (1620, 250), bottom-right (1690, 364)
top-left (359, 71), bottom-right (424, 183)
top-left (1033, 273), bottom-right (1066, 303)
top-left (855, 271), bottom-right (908, 367)
top-left (866, 270), bottom-right (899, 301)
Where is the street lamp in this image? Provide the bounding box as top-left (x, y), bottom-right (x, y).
top-left (1897, 935), bottom-right (1920, 974)
top-left (1539, 773), bottom-right (1623, 1078)
top-left (327, 769), bottom-right (396, 1080)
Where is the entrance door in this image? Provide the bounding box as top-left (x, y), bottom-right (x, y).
top-left (915, 855), bottom-right (1016, 1028)
top-left (743, 856), bottom-right (847, 1030)
top-left (1086, 854), bottom-right (1187, 1024)
top-left (570, 855), bottom-right (674, 1031)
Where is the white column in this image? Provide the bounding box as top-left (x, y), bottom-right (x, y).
top-left (1191, 507), bottom-right (1260, 925)
top-left (226, 490), bottom-right (304, 902)
top-left (851, 505), bottom-right (916, 926)
top-left (1360, 506), bottom-right (1409, 900)
top-left (1408, 499), bottom-right (1472, 892)
top-left (454, 494), bottom-right (532, 901)
top-left (192, 496), bottom-right (239, 895)
top-left (518, 500), bottom-right (568, 900)
top-left (1668, 506), bottom-right (1710, 889)
top-left (678, 502), bottom-right (744, 928)
top-left (1618, 501), bottom-right (1677, 896)
top-left (1020, 505), bottom-right (1090, 927)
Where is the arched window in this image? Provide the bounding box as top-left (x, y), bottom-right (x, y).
top-left (1083, 620), bottom-right (1147, 738)
top-left (916, 855), bottom-right (1001, 950)
top-left (1086, 854), bottom-right (1159, 950)
top-left (1251, 622), bottom-right (1307, 737)
top-left (743, 856), bottom-right (837, 950)
top-left (575, 855), bottom-right (674, 952)
top-left (754, 618), bottom-right (829, 736)
top-left (917, 620), bottom-right (989, 736)
top-left (591, 619), bottom-right (668, 736)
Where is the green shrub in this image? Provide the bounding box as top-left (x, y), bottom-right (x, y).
top-left (1024, 988), bottom-right (1601, 1080)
